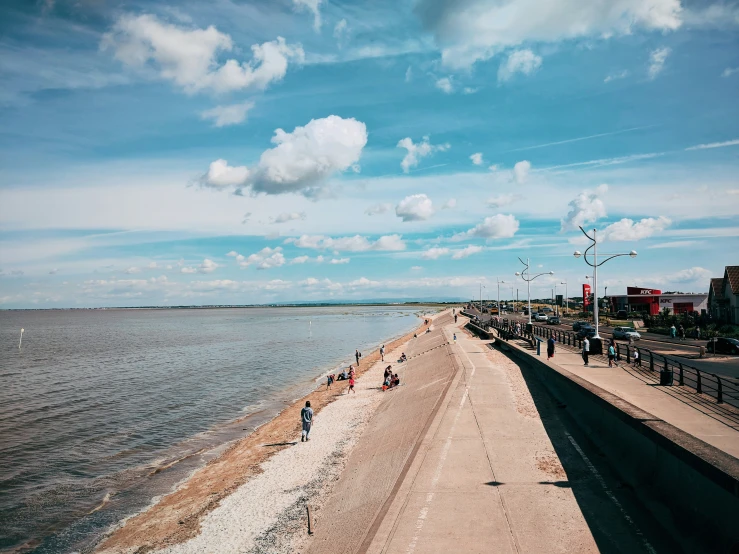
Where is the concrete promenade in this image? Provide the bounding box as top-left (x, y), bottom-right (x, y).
top-left (363, 317), bottom-right (676, 553)
top-left (505, 335), bottom-right (739, 459)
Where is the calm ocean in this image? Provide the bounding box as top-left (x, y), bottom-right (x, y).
top-left (0, 306), bottom-right (426, 553)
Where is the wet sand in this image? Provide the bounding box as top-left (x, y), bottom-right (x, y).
top-left (95, 313), bottom-right (438, 553)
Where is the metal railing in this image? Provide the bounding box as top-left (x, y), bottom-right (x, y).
top-left (486, 319), bottom-right (739, 409)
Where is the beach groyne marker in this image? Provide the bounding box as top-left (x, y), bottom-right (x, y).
top-left (19, 328), bottom-right (24, 349)
top-left (306, 504), bottom-right (314, 535)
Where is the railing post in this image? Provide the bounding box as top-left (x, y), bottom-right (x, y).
top-left (626, 344), bottom-right (630, 364)
top-left (679, 363), bottom-right (684, 386)
top-left (717, 376), bottom-right (723, 403)
top-left (696, 370), bottom-right (702, 394)
top-left (649, 352), bottom-right (654, 372)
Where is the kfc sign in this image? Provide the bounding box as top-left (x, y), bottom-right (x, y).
top-left (627, 287), bottom-right (662, 296)
top-left (583, 283), bottom-right (591, 306)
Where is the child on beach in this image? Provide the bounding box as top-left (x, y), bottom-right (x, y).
top-left (326, 374), bottom-right (333, 389)
top-left (301, 401), bottom-right (313, 442)
top-left (348, 376), bottom-right (356, 394)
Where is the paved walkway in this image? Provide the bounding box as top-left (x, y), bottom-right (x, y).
top-left (365, 318), bottom-right (673, 553)
top-left (506, 337), bottom-right (739, 459)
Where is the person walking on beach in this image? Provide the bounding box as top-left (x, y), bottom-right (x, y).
top-left (348, 375), bottom-right (356, 394)
top-left (453, 333), bottom-right (457, 342)
top-left (326, 374), bottom-right (333, 390)
top-left (380, 344), bottom-right (385, 362)
top-left (547, 336), bottom-right (555, 360)
top-left (355, 349), bottom-right (360, 366)
top-left (454, 314), bottom-right (458, 323)
top-left (301, 401), bottom-right (313, 442)
top-left (582, 337), bottom-right (590, 366)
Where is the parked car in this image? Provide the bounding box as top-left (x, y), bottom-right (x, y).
top-left (576, 325), bottom-right (596, 339)
top-left (542, 307), bottom-right (553, 312)
top-left (534, 312), bottom-right (548, 322)
top-left (547, 316), bottom-right (560, 325)
top-left (612, 327), bottom-right (640, 341)
top-left (616, 310), bottom-right (628, 319)
top-left (572, 321), bottom-right (587, 331)
top-left (707, 337), bottom-right (739, 355)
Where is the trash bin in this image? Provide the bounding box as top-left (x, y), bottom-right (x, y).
top-left (660, 367), bottom-right (673, 386)
top-left (525, 323), bottom-right (533, 335)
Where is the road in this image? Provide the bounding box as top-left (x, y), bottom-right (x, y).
top-left (465, 308), bottom-right (739, 380)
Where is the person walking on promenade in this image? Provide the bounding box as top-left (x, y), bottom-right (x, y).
top-left (454, 314), bottom-right (458, 323)
top-left (678, 325), bottom-right (685, 341)
top-left (633, 349), bottom-right (641, 367)
top-left (582, 337), bottom-right (590, 366)
top-left (547, 336), bottom-right (555, 360)
top-left (670, 324), bottom-right (677, 338)
top-left (301, 401), bottom-right (313, 442)
top-left (380, 344), bottom-right (385, 361)
top-left (695, 326), bottom-right (701, 339)
top-left (608, 343), bottom-right (616, 367)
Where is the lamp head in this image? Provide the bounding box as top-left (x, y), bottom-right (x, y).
top-left (629, 250), bottom-right (637, 258)
top-left (548, 271), bottom-right (554, 275)
top-left (573, 251), bottom-right (582, 258)
top-left (515, 272), bottom-right (521, 276)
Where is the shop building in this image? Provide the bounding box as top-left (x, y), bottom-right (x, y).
top-left (708, 266), bottom-right (739, 324)
top-left (610, 287), bottom-right (708, 316)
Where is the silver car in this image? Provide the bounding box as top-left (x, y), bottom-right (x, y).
top-left (612, 327), bottom-right (640, 340)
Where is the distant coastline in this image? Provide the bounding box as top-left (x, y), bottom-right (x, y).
top-left (1, 300), bottom-right (465, 311)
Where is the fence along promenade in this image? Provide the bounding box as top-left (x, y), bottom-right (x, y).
top-left (472, 315), bottom-right (739, 414)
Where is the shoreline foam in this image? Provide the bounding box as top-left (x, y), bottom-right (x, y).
top-left (95, 312), bottom-right (440, 553)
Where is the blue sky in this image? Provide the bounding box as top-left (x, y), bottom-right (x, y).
top-left (0, 0), bottom-right (738, 308)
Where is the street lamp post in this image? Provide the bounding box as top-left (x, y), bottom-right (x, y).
top-left (574, 227), bottom-right (637, 339)
top-left (561, 280), bottom-right (568, 317)
top-left (497, 278), bottom-right (505, 317)
top-left (479, 283), bottom-right (486, 314)
top-left (515, 257), bottom-right (554, 325)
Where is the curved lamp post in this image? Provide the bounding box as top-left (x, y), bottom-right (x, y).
top-left (496, 278), bottom-right (505, 316)
top-left (515, 257), bottom-right (554, 324)
top-left (560, 280), bottom-right (568, 317)
top-left (573, 226), bottom-right (637, 339)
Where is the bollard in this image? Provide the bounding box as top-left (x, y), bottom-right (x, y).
top-left (679, 363), bottom-right (684, 386)
top-left (537, 339), bottom-right (541, 356)
top-left (307, 504), bottom-right (314, 535)
top-left (717, 376), bottom-right (723, 403)
top-left (649, 352), bottom-right (654, 372)
top-left (696, 370), bottom-right (702, 394)
top-left (626, 345), bottom-right (631, 364)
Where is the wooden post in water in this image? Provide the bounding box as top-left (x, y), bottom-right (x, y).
top-left (306, 504), bottom-right (313, 535)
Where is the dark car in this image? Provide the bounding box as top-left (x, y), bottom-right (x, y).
top-left (576, 325), bottom-right (596, 339)
top-left (572, 321), bottom-right (587, 331)
top-left (707, 337), bottom-right (739, 355)
top-left (547, 316), bottom-right (560, 325)
top-left (616, 310), bottom-right (628, 319)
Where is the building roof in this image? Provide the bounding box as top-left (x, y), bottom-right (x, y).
top-left (725, 266), bottom-right (739, 295)
top-left (710, 278), bottom-right (725, 300)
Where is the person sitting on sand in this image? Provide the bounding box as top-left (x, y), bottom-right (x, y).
top-left (338, 369), bottom-right (348, 381)
top-left (383, 375), bottom-right (392, 391)
top-left (399, 353), bottom-right (407, 362)
top-left (391, 373), bottom-right (400, 387)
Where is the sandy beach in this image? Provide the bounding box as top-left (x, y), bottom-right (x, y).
top-left (96, 311), bottom-right (442, 553)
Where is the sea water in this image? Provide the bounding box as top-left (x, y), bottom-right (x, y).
top-left (0, 306), bottom-right (427, 552)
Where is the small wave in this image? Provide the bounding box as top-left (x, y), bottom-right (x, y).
top-left (88, 492), bottom-right (113, 514)
top-left (148, 448), bottom-right (208, 476)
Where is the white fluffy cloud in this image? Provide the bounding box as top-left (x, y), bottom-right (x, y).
top-left (462, 214), bottom-right (520, 239)
top-left (470, 152), bottom-right (484, 165)
top-left (286, 234), bottom-right (406, 252)
top-left (435, 77), bottom-right (453, 93)
top-left (271, 211), bottom-right (306, 224)
top-left (396, 194), bottom-right (435, 221)
top-left (330, 257), bottom-right (350, 264)
top-left (202, 159), bottom-right (250, 188)
top-left (561, 184), bottom-right (608, 231)
top-left (397, 136), bottom-right (450, 173)
top-left (421, 247), bottom-right (450, 259)
top-left (513, 160), bottom-right (531, 184)
top-left (601, 216), bottom-right (671, 241)
top-left (365, 203), bottom-right (393, 216)
top-left (201, 116), bottom-right (368, 196)
top-left (722, 67), bottom-right (739, 77)
top-left (240, 247), bottom-right (286, 270)
top-left (293, 0), bottom-right (323, 31)
top-left (102, 14), bottom-right (304, 94)
top-left (648, 47), bottom-right (671, 79)
top-left (670, 267), bottom-right (712, 283)
top-left (452, 245), bottom-right (483, 259)
top-left (604, 70), bottom-right (629, 83)
top-left (201, 101), bottom-right (254, 127)
top-left (498, 49), bottom-right (542, 82)
top-left (441, 198), bottom-right (457, 209)
top-left (415, 0), bottom-right (682, 69)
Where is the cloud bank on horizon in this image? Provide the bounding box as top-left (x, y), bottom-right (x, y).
top-left (0, 0), bottom-right (738, 307)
